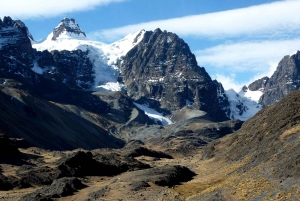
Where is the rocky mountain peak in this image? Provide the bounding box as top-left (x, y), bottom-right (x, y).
top-left (1, 16), bottom-right (13, 26)
top-left (241, 85), bottom-right (248, 92)
top-left (0, 16), bottom-right (37, 88)
top-left (249, 51), bottom-right (300, 107)
top-left (51, 18), bottom-right (86, 40)
top-left (248, 76), bottom-right (269, 91)
top-left (133, 29), bottom-right (145, 44)
top-left (119, 29), bottom-right (229, 121)
top-left (14, 20), bottom-right (35, 41)
top-left (0, 17), bottom-right (34, 42)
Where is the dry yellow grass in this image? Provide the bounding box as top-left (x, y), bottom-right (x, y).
top-left (280, 125), bottom-right (300, 142)
top-left (174, 156), bottom-right (252, 200)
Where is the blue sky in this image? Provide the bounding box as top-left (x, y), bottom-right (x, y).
top-left (1, 0), bottom-right (300, 91)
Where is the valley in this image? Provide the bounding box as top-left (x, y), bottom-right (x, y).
top-left (0, 16), bottom-right (300, 200)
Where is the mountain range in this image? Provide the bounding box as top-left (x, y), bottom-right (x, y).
top-left (1, 16), bottom-right (300, 200)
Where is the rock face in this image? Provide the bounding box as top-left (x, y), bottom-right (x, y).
top-left (0, 17), bottom-right (37, 88)
top-left (34, 49), bottom-right (95, 90)
top-left (249, 51), bottom-right (300, 107)
top-left (20, 177), bottom-right (87, 201)
top-left (119, 29), bottom-right (229, 121)
top-left (248, 76), bottom-right (269, 91)
top-left (52, 18), bottom-right (86, 40)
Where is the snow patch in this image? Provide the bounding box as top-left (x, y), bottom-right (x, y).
top-left (133, 102), bottom-right (173, 126)
top-left (226, 88), bottom-right (263, 121)
top-left (96, 82), bottom-right (125, 91)
top-left (33, 29), bottom-right (145, 91)
top-left (31, 61), bottom-right (44, 75)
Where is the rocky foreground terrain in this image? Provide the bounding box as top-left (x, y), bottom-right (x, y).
top-left (0, 90), bottom-right (300, 200)
top-left (1, 16), bottom-right (300, 201)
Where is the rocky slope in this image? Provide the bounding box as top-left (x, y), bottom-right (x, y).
top-left (0, 17), bottom-right (155, 150)
top-left (248, 51), bottom-right (300, 107)
top-left (119, 28), bottom-right (230, 121)
top-left (0, 17), bottom-right (38, 89)
top-left (0, 79), bottom-right (125, 150)
top-left (2, 89), bottom-right (300, 200)
top-left (194, 89), bottom-right (300, 200)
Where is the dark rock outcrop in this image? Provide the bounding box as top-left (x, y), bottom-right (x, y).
top-left (119, 29), bottom-right (229, 121)
top-left (57, 151), bottom-right (150, 177)
top-left (0, 134), bottom-right (20, 158)
top-left (0, 16), bottom-right (38, 89)
top-left (34, 49), bottom-right (95, 90)
top-left (16, 165), bottom-right (59, 186)
top-left (123, 146), bottom-right (173, 159)
top-left (52, 18), bottom-right (86, 40)
top-left (126, 165), bottom-right (195, 187)
top-left (20, 177), bottom-right (86, 201)
top-left (248, 76), bottom-right (269, 91)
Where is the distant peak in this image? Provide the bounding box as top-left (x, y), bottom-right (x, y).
top-left (241, 85), bottom-right (248, 92)
top-left (0, 16), bottom-right (34, 41)
top-left (51, 18), bottom-right (86, 40)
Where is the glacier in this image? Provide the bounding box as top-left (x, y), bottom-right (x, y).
top-left (33, 28), bottom-right (145, 91)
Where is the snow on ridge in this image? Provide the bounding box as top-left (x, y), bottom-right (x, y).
top-left (32, 29), bottom-right (145, 91)
top-left (103, 29), bottom-right (145, 66)
top-left (290, 50), bottom-right (299, 57)
top-left (226, 88), bottom-right (262, 121)
top-left (133, 102), bottom-right (173, 126)
top-left (56, 29), bottom-right (86, 40)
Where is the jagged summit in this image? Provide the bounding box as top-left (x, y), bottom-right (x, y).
top-left (248, 50), bottom-right (300, 107)
top-left (0, 16), bottom-right (34, 41)
top-left (119, 29), bottom-right (230, 121)
top-left (51, 18), bottom-right (86, 40)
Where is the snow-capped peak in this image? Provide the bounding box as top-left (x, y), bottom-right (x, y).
top-left (51, 18), bottom-right (86, 40)
top-left (103, 29), bottom-right (145, 66)
top-left (32, 21), bottom-right (145, 92)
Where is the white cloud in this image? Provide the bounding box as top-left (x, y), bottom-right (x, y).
top-left (199, 39), bottom-right (300, 90)
top-left (214, 74), bottom-right (246, 91)
top-left (195, 39), bottom-right (300, 73)
top-left (88, 0), bottom-right (300, 42)
top-left (0, 0), bottom-right (127, 19)
top-left (214, 73), bottom-right (271, 91)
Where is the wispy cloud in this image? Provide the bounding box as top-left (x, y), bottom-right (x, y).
top-left (198, 39), bottom-right (300, 90)
top-left (0, 0), bottom-right (127, 19)
top-left (88, 0), bottom-right (300, 42)
top-left (214, 74), bottom-right (247, 91)
top-left (196, 39), bottom-right (300, 73)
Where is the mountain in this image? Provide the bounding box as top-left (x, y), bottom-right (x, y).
top-left (0, 16), bottom-right (38, 89)
top-left (225, 86), bottom-right (262, 121)
top-left (118, 28), bottom-right (230, 121)
top-left (33, 18), bottom-right (145, 91)
top-left (1, 16), bottom-right (300, 200)
top-left (248, 51), bottom-right (300, 107)
top-left (51, 18), bottom-right (86, 40)
top-left (31, 18), bottom-right (232, 122)
top-left (0, 17), bottom-right (155, 150)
